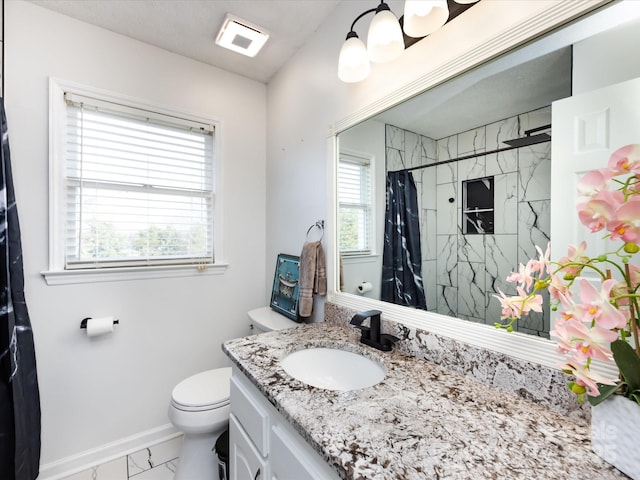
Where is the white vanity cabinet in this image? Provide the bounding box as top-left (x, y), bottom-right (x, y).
top-left (229, 367), bottom-right (341, 480)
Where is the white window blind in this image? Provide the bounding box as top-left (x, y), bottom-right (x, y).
top-left (338, 154), bottom-right (372, 255)
top-left (63, 93), bottom-right (215, 269)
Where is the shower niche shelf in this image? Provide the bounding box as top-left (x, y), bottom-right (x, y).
top-left (462, 177), bottom-right (494, 235)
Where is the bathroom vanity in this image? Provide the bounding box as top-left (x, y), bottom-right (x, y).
top-left (229, 367), bottom-right (340, 480)
top-left (222, 320), bottom-right (629, 479)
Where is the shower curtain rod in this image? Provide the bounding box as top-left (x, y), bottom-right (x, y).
top-left (391, 133), bottom-right (551, 174)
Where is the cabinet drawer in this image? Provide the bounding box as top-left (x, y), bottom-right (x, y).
top-left (230, 414), bottom-right (268, 480)
top-left (230, 374), bottom-right (269, 456)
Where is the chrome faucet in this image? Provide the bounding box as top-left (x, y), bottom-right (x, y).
top-left (349, 310), bottom-right (398, 352)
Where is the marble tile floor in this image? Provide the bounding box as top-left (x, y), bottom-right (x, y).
top-left (62, 436), bottom-right (182, 480)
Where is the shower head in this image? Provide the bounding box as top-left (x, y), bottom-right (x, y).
top-left (502, 123), bottom-right (551, 148)
top-left (503, 132), bottom-right (551, 148)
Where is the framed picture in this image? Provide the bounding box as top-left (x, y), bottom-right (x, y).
top-left (270, 253), bottom-right (301, 321)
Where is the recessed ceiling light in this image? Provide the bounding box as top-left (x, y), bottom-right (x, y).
top-left (215, 13), bottom-right (270, 58)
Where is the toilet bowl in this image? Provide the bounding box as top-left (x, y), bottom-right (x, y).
top-left (168, 367), bottom-right (232, 480)
top-left (168, 307), bottom-right (299, 479)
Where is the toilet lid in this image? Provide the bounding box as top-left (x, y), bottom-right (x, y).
top-left (171, 367), bottom-right (232, 409)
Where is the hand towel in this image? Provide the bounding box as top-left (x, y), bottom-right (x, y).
top-left (299, 241), bottom-right (326, 317)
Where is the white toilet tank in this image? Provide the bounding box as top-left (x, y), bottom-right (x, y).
top-left (248, 306), bottom-right (299, 333)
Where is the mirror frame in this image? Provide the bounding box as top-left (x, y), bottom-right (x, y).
top-left (327, 0), bottom-right (623, 375)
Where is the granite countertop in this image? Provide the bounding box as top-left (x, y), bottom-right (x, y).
top-left (222, 322), bottom-right (628, 480)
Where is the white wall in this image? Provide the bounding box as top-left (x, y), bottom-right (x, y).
top-left (338, 119), bottom-right (385, 299)
top-left (3, 0), bottom-right (620, 474)
top-left (5, 0), bottom-right (267, 472)
top-left (265, 0), bottom-right (576, 321)
top-left (573, 15), bottom-right (640, 94)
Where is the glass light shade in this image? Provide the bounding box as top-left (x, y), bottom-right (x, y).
top-left (338, 35), bottom-right (371, 83)
top-left (367, 9), bottom-right (404, 63)
top-left (403, 0), bottom-right (449, 38)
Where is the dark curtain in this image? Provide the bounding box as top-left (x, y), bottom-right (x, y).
top-left (0, 98), bottom-right (41, 480)
top-left (381, 171), bottom-right (427, 309)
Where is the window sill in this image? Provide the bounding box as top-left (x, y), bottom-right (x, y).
top-left (41, 262), bottom-right (229, 286)
top-left (341, 254), bottom-right (380, 265)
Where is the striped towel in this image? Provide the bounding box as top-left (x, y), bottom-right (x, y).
top-left (298, 241), bottom-right (326, 317)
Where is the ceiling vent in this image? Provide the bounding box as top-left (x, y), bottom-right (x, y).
top-left (215, 14), bottom-right (270, 58)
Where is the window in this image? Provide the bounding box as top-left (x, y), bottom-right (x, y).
top-left (45, 80), bottom-right (224, 283)
top-left (338, 153), bottom-right (373, 255)
top-left (462, 176), bottom-right (494, 234)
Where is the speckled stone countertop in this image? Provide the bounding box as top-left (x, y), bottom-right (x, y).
top-left (222, 323), bottom-right (628, 480)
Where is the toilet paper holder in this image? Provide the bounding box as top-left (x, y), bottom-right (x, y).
top-left (80, 317), bottom-right (120, 329)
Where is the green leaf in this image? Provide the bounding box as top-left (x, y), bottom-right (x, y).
top-left (611, 339), bottom-right (640, 393)
top-left (587, 382), bottom-right (624, 406)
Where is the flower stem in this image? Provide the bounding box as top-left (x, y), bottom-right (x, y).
top-left (624, 264), bottom-right (640, 357)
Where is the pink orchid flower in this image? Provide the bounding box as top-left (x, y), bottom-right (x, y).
top-left (606, 143), bottom-right (640, 176)
top-left (493, 289), bottom-right (522, 320)
top-left (515, 286), bottom-right (543, 315)
top-left (577, 168), bottom-right (611, 197)
top-left (577, 190), bottom-right (623, 232)
top-left (608, 196), bottom-right (640, 242)
top-left (562, 360), bottom-right (617, 397)
top-left (551, 318), bottom-right (583, 355)
top-left (555, 290), bottom-right (584, 324)
top-left (556, 241), bottom-right (589, 277)
top-left (493, 288), bottom-right (542, 320)
top-left (551, 317), bottom-right (616, 363)
top-left (530, 243), bottom-right (551, 277)
top-left (506, 262), bottom-right (536, 290)
top-left (548, 273), bottom-right (570, 300)
top-left (577, 278), bottom-right (627, 329)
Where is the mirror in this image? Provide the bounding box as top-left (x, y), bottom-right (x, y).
top-left (335, 2), bottom-right (640, 340)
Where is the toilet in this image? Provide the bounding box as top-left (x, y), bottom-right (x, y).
top-left (248, 306), bottom-right (300, 334)
top-left (168, 307), bottom-right (299, 479)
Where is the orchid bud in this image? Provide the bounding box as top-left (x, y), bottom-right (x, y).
top-left (563, 273), bottom-right (575, 281)
top-left (597, 254), bottom-right (608, 262)
top-left (534, 280), bottom-right (547, 290)
top-left (624, 242), bottom-right (639, 254)
top-left (569, 382), bottom-right (586, 395)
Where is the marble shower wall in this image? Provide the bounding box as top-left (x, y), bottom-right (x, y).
top-left (385, 107), bottom-right (551, 336)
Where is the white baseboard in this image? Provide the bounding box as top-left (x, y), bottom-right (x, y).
top-left (38, 424), bottom-right (181, 480)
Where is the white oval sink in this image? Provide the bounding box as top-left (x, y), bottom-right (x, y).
top-left (280, 347), bottom-right (384, 391)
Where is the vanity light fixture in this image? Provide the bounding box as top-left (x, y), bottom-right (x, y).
top-left (338, 1), bottom-right (402, 83)
top-left (367, 2), bottom-right (405, 63)
top-left (338, 0), bottom-right (480, 83)
top-left (215, 13), bottom-right (269, 58)
top-left (403, 0), bottom-right (449, 38)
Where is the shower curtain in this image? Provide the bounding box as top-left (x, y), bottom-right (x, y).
top-left (381, 171), bottom-right (427, 309)
top-left (0, 98), bottom-right (41, 480)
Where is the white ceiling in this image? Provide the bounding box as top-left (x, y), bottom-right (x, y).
top-left (29, 0), bottom-right (342, 83)
top-left (27, 0), bottom-right (573, 138)
top-left (374, 47), bottom-right (572, 139)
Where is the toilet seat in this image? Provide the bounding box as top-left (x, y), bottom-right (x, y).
top-left (171, 367), bottom-right (232, 412)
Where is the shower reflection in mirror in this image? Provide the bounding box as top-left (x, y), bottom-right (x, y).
top-left (339, 106), bottom-right (552, 337)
